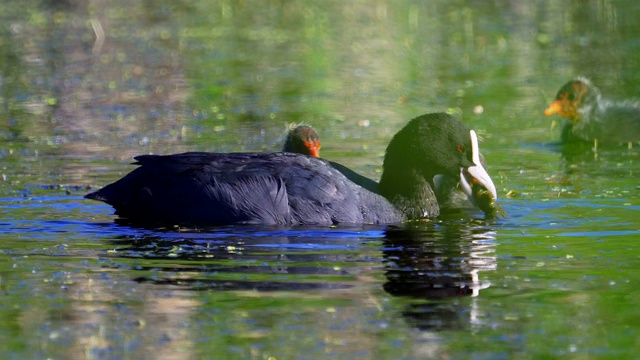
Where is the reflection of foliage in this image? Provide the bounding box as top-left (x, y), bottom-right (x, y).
top-left (184, 1), bottom-right (322, 129)
top-left (0, 25), bottom-right (27, 140)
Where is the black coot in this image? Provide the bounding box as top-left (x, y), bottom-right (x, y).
top-left (85, 112), bottom-right (497, 226)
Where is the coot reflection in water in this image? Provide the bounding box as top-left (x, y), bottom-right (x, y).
top-left (382, 221), bottom-right (497, 331)
top-left (106, 227), bottom-right (374, 292)
top-left (102, 219), bottom-right (498, 332)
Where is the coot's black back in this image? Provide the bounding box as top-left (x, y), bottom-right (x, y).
top-left (86, 152), bottom-right (403, 226)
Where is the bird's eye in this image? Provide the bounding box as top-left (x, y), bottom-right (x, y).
top-left (457, 144), bottom-right (464, 153)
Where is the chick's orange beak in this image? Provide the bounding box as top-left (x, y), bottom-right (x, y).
top-left (544, 100), bottom-right (563, 116)
top-left (304, 140), bottom-right (321, 157)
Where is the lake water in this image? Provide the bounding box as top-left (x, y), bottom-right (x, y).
top-left (1, 1), bottom-right (639, 359)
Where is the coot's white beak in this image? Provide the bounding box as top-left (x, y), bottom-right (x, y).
top-left (459, 130), bottom-right (497, 202)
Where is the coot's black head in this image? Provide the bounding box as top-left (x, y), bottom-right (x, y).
top-left (379, 112), bottom-right (497, 216)
top-left (282, 124), bottom-right (321, 157)
top-left (544, 77), bottom-right (600, 123)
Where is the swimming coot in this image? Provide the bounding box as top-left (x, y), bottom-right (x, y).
top-left (283, 123), bottom-right (498, 214)
top-left (85, 112), bottom-right (497, 226)
top-left (544, 77), bottom-right (640, 144)
top-left (282, 124), bottom-right (321, 157)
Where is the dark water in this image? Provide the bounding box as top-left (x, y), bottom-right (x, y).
top-left (1, 1), bottom-right (640, 358)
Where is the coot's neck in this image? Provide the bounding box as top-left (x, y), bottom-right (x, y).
top-left (379, 168), bottom-right (440, 219)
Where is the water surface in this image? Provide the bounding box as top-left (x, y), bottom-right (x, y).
top-left (1, 1), bottom-right (639, 359)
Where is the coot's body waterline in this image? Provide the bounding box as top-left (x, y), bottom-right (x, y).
top-left (86, 113), bottom-right (497, 226)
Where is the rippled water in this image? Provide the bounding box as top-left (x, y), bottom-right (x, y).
top-left (1, 1), bottom-right (640, 359)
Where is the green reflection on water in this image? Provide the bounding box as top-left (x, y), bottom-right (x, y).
top-left (0, 0), bottom-right (639, 359)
